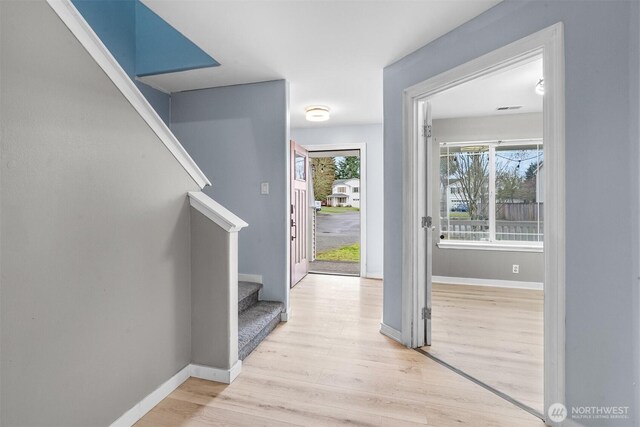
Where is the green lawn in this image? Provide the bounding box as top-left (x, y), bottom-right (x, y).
top-left (316, 243), bottom-right (360, 262)
top-left (318, 206), bottom-right (360, 214)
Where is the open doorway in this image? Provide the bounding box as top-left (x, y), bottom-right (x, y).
top-left (401, 24), bottom-right (565, 425)
top-left (308, 149), bottom-right (362, 276)
top-left (423, 55), bottom-right (545, 416)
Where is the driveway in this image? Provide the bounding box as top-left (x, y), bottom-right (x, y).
top-left (310, 210), bottom-right (360, 276)
top-left (315, 210), bottom-right (360, 252)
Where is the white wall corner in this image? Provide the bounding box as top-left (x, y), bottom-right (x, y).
top-left (379, 322), bottom-right (402, 344)
top-left (190, 360), bottom-right (242, 385)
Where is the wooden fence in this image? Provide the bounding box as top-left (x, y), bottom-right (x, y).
top-left (496, 202), bottom-right (544, 221)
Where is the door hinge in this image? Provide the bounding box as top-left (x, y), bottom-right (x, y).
top-left (422, 124), bottom-right (432, 138)
top-left (422, 307), bottom-right (432, 320)
top-left (421, 216), bottom-right (432, 228)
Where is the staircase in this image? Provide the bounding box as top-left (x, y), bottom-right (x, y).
top-left (238, 281), bottom-right (283, 360)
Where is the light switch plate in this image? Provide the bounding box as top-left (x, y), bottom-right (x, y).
top-left (261, 182), bottom-right (269, 195)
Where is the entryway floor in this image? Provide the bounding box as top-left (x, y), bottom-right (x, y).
top-left (136, 276), bottom-right (544, 426)
top-left (422, 283), bottom-right (544, 414)
top-left (309, 260), bottom-right (359, 275)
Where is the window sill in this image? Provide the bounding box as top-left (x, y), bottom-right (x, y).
top-left (437, 241), bottom-right (543, 253)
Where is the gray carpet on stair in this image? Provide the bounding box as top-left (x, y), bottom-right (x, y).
top-left (238, 281), bottom-right (262, 313)
top-left (238, 301), bottom-right (283, 360)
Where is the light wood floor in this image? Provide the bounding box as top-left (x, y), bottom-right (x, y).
top-left (424, 283), bottom-right (544, 413)
top-left (136, 275), bottom-right (545, 427)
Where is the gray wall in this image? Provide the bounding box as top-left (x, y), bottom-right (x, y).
top-left (383, 1), bottom-right (639, 424)
top-left (171, 81), bottom-right (289, 304)
top-left (291, 124), bottom-right (384, 278)
top-left (191, 209), bottom-right (238, 370)
top-left (0, 2), bottom-right (200, 426)
top-left (631, 0), bottom-right (640, 420)
top-left (633, 0), bottom-right (640, 420)
top-left (432, 113), bottom-right (543, 283)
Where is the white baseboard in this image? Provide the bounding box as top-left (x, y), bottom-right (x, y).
top-left (365, 272), bottom-right (383, 280)
top-left (280, 306), bottom-right (291, 322)
top-left (109, 361), bottom-right (242, 427)
top-left (379, 322), bottom-right (403, 344)
top-left (109, 364), bottom-right (191, 427)
top-left (238, 273), bottom-right (263, 284)
top-left (190, 360), bottom-right (242, 384)
top-left (432, 275), bottom-right (543, 291)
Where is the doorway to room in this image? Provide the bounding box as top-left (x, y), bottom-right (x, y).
top-left (422, 56), bottom-right (546, 416)
top-left (308, 149), bottom-right (361, 276)
top-left (401, 24), bottom-right (565, 425)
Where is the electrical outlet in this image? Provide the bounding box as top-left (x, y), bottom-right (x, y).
top-left (261, 182), bottom-right (269, 195)
top-left (512, 264), bottom-right (520, 274)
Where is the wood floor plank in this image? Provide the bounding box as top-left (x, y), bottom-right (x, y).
top-left (424, 282), bottom-right (544, 414)
top-left (136, 275), bottom-right (545, 427)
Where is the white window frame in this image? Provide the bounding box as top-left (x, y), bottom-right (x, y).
top-left (438, 139), bottom-right (544, 252)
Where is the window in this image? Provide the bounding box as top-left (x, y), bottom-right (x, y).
top-left (439, 140), bottom-right (543, 247)
top-left (353, 187), bottom-right (359, 193)
top-left (294, 152), bottom-right (306, 181)
top-left (337, 186), bottom-right (347, 193)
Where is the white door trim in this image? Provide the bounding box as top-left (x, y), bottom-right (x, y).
top-left (401, 23), bottom-right (565, 424)
top-left (302, 143), bottom-right (367, 278)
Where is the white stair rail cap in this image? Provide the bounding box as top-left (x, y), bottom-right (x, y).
top-left (188, 192), bottom-right (248, 232)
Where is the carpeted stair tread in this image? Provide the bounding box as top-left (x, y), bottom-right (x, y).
top-left (238, 281), bottom-right (262, 313)
top-left (238, 301), bottom-right (283, 359)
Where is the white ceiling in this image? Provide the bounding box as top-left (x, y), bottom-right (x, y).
top-left (430, 57), bottom-right (543, 119)
top-left (140, 0), bottom-right (501, 127)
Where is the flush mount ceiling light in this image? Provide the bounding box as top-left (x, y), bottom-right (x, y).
top-left (305, 105), bottom-right (330, 122)
top-left (535, 78), bottom-right (545, 95)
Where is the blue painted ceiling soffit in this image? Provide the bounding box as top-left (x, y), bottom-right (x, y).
top-left (72, 0), bottom-right (137, 76)
top-left (135, 0), bottom-right (219, 77)
top-left (72, 0), bottom-right (220, 78)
